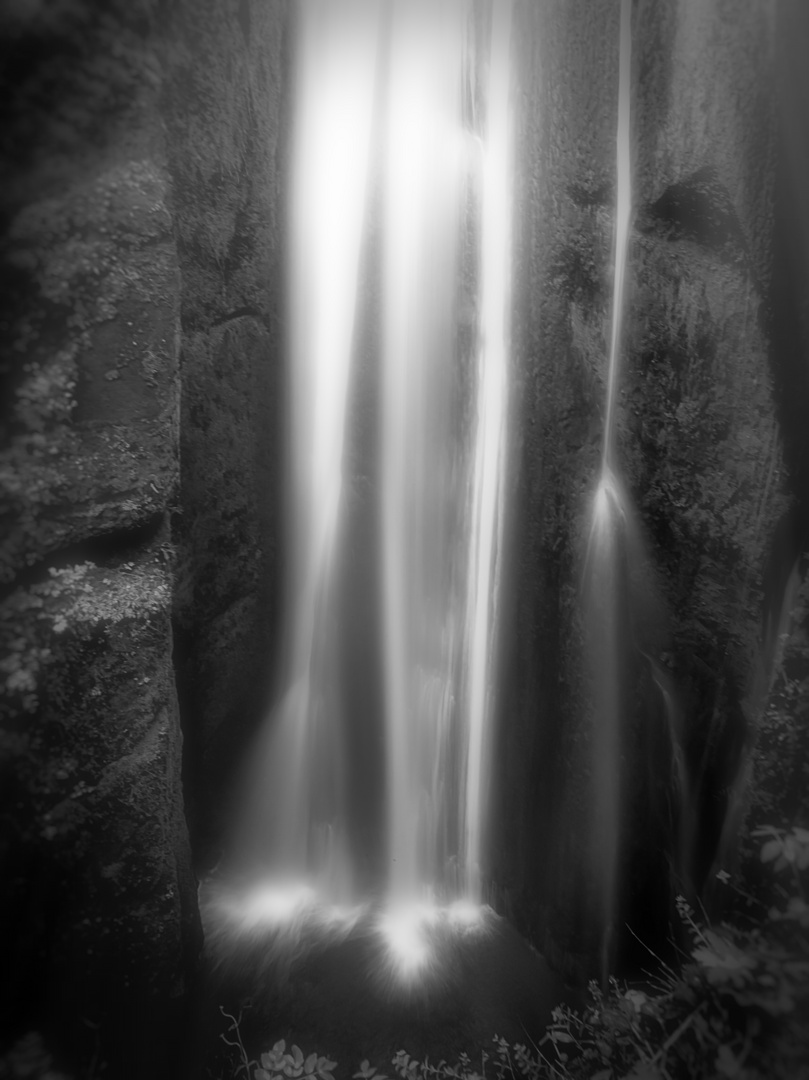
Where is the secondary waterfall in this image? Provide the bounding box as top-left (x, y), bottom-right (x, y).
top-left (219, 0), bottom-right (513, 973)
top-left (582, 0), bottom-right (634, 981)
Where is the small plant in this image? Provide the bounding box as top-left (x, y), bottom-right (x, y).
top-left (354, 1059), bottom-right (389, 1079)
top-left (391, 1047), bottom-right (489, 1080)
top-left (220, 1007), bottom-right (255, 1079)
top-left (219, 1010), bottom-right (338, 1080)
top-left (255, 1041), bottom-right (336, 1080)
top-left (0, 1031), bottom-right (73, 1080)
top-left (754, 824), bottom-right (809, 878)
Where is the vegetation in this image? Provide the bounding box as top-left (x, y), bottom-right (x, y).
top-left (215, 820), bottom-right (808, 1080)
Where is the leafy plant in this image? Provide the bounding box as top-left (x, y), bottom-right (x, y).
top-left (354, 1061), bottom-right (389, 1080)
top-left (754, 825), bottom-right (809, 876)
top-left (0, 1031), bottom-right (72, 1080)
top-left (255, 1042), bottom-right (336, 1080)
top-left (390, 1047), bottom-right (489, 1080)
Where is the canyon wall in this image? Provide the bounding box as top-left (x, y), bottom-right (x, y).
top-left (164, 0), bottom-right (289, 859)
top-left (493, 0), bottom-right (795, 978)
top-left (0, 1), bottom-right (197, 1074)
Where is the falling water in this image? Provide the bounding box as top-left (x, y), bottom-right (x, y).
top-left (462, 1), bottom-right (512, 902)
top-left (226, 2), bottom-right (381, 910)
top-left (602, 0), bottom-right (632, 474)
top-left (213, 0), bottom-right (513, 981)
top-left (382, 1), bottom-right (512, 910)
top-left (583, 465), bottom-right (632, 981)
top-left (381, 0), bottom-right (467, 905)
top-left (583, 0), bottom-right (633, 982)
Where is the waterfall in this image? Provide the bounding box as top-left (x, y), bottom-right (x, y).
top-left (211, 0), bottom-right (514, 979)
top-left (602, 0), bottom-right (632, 473)
top-left (380, 0), bottom-right (467, 904)
top-left (229, 1), bottom-right (380, 902)
top-left (583, 0), bottom-right (634, 983)
top-left (462, 0), bottom-right (512, 903)
top-left (381, 0), bottom-right (512, 909)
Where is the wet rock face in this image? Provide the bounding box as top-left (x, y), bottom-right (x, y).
top-left (494, 0), bottom-right (790, 978)
top-left (0, 0), bottom-right (197, 1073)
top-left (749, 569), bottom-right (809, 831)
top-left (164, 0), bottom-right (288, 856)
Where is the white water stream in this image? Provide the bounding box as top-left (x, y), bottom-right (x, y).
top-left (219, 1), bottom-right (513, 980)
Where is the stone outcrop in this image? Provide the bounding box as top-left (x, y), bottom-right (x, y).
top-left (493, 0), bottom-right (793, 979)
top-left (0, 2), bottom-right (197, 1074)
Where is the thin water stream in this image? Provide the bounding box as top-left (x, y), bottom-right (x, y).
top-left (584, 0), bottom-right (634, 982)
top-left (601, 0), bottom-right (633, 473)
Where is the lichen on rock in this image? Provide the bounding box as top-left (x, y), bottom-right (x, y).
top-left (0, 0), bottom-right (196, 1072)
top-left (0, 551), bottom-right (194, 1069)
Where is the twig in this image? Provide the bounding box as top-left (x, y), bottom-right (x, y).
top-left (624, 923), bottom-right (680, 980)
top-left (517, 1021), bottom-right (567, 1079)
top-left (647, 1003), bottom-right (705, 1069)
top-left (219, 1006), bottom-right (256, 1078)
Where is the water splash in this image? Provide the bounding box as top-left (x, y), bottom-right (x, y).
top-left (374, 899), bottom-right (496, 994)
top-left (200, 874), bottom-right (369, 980)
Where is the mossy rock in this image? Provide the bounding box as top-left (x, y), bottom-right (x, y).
top-left (0, 554), bottom-right (196, 1068)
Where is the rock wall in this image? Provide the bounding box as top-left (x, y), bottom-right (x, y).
top-left (769, 0), bottom-right (809, 564)
top-left (493, 0), bottom-right (793, 979)
top-left (0, 2), bottom-right (197, 1075)
top-left (156, 0), bottom-right (806, 988)
top-left (4, 2), bottom-right (804, 1063)
top-left (164, 0), bottom-right (289, 858)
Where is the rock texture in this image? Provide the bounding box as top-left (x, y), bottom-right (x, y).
top-left (164, 0), bottom-right (289, 856)
top-left (0, 560), bottom-right (194, 1074)
top-left (0, 2), bottom-right (197, 1074)
top-left (493, 0), bottom-right (792, 979)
